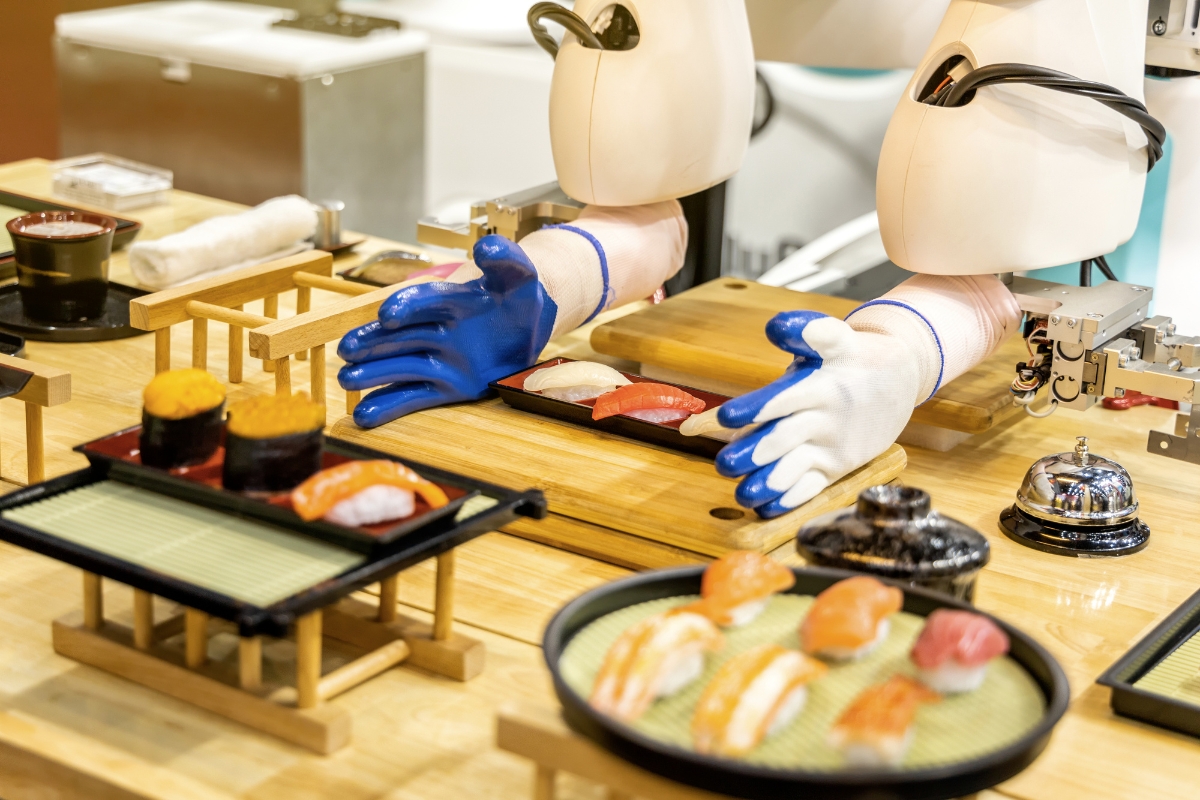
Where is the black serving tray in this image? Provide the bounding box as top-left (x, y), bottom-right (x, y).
top-left (1, 189), bottom-right (142, 273)
top-left (77, 429), bottom-right (488, 554)
top-left (491, 358), bottom-right (730, 459)
top-left (0, 449), bottom-right (545, 638)
top-left (0, 282), bottom-right (151, 342)
top-left (1098, 587), bottom-right (1200, 739)
top-left (544, 566), bottom-right (1070, 800)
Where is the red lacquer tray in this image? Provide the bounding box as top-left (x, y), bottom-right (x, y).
top-left (490, 358), bottom-right (732, 459)
top-left (76, 427), bottom-right (475, 554)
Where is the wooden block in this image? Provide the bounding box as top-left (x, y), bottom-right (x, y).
top-left (295, 286), bottom-right (311, 361)
top-left (434, 550), bottom-right (455, 642)
top-left (589, 278), bottom-right (1026, 435)
top-left (295, 610), bottom-right (323, 710)
top-left (191, 317), bottom-right (207, 370)
top-left (535, 765), bottom-right (556, 800)
top-left (275, 357), bottom-right (291, 395)
top-left (378, 575), bottom-right (398, 623)
top-left (317, 639), bottom-right (409, 701)
top-left (497, 702), bottom-right (731, 800)
top-left (185, 301), bottom-right (273, 330)
top-left (129, 251), bottom-right (332, 331)
top-left (311, 343), bottom-right (326, 406)
top-left (52, 613), bottom-right (351, 754)
top-left (132, 590), bottom-right (153, 650)
top-left (346, 389), bottom-right (361, 415)
top-left (324, 597), bottom-right (485, 682)
top-left (293, 272), bottom-right (378, 296)
top-left (82, 572), bottom-right (102, 630)
top-left (0, 353), bottom-right (71, 407)
top-left (155, 327), bottom-right (171, 374)
top-left (24, 402), bottom-right (44, 483)
top-left (239, 636), bottom-right (262, 691)
top-left (229, 305), bottom-right (244, 384)
top-left (331, 409), bottom-right (905, 558)
top-left (184, 609), bottom-right (208, 669)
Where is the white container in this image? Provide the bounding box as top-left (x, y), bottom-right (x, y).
top-left (52, 153), bottom-right (173, 211)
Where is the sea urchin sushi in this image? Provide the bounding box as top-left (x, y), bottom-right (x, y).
top-left (222, 392), bottom-right (326, 493)
top-left (139, 369), bottom-right (226, 469)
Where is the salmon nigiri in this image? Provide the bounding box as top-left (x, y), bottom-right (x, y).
top-left (291, 460), bottom-right (449, 524)
top-left (590, 609), bottom-right (724, 723)
top-left (828, 675), bottom-right (940, 766)
top-left (910, 609), bottom-right (1010, 694)
top-left (591, 382), bottom-right (706, 423)
top-left (800, 576), bottom-right (903, 661)
top-left (692, 551), bottom-right (796, 627)
top-left (692, 644), bottom-right (827, 756)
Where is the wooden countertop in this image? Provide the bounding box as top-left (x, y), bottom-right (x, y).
top-left (0, 159), bottom-right (1198, 799)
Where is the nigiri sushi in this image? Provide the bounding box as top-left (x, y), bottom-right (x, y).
top-left (909, 609), bottom-right (1010, 694)
top-left (590, 609), bottom-right (725, 723)
top-left (692, 644), bottom-right (827, 757)
top-left (291, 460), bottom-right (449, 525)
top-left (678, 405), bottom-right (739, 442)
top-left (827, 675), bottom-right (940, 767)
top-left (693, 551), bottom-right (796, 627)
top-left (800, 576), bottom-right (903, 661)
top-left (591, 382), bottom-right (706, 423)
top-left (523, 361), bottom-right (631, 402)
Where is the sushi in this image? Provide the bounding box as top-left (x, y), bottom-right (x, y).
top-left (591, 382), bottom-right (706, 423)
top-left (590, 608), bottom-right (725, 723)
top-left (800, 576), bottom-right (903, 661)
top-left (909, 609), bottom-right (1010, 693)
top-left (139, 369), bottom-right (226, 469)
top-left (693, 551), bottom-right (795, 627)
top-left (827, 675), bottom-right (940, 767)
top-left (222, 392), bottom-right (326, 493)
top-left (523, 360), bottom-right (631, 402)
top-left (678, 405), bottom-right (739, 442)
top-left (692, 644), bottom-right (827, 757)
top-left (291, 459), bottom-right (449, 526)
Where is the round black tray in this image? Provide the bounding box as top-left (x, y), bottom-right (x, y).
top-left (0, 282), bottom-right (152, 342)
top-left (543, 565), bottom-right (1069, 800)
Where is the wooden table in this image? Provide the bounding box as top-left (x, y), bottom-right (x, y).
top-left (0, 158), bottom-right (1198, 799)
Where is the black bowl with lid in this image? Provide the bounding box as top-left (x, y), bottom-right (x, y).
top-left (796, 484), bottom-right (989, 602)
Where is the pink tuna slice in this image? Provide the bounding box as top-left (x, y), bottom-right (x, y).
top-left (910, 609), bottom-right (1010, 669)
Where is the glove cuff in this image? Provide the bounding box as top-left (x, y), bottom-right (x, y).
top-left (844, 301), bottom-right (944, 405)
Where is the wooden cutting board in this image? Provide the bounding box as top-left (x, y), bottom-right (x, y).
top-left (590, 278), bottom-right (1027, 435)
top-left (330, 401), bottom-right (906, 568)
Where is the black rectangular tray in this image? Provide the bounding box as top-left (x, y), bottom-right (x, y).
top-left (1, 189), bottom-right (142, 271)
top-left (490, 358), bottom-right (730, 459)
top-left (0, 447), bottom-right (546, 638)
top-left (1097, 587), bottom-right (1200, 739)
top-left (78, 429), bottom-right (491, 554)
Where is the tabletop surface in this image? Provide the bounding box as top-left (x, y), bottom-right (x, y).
top-left (0, 159), bottom-right (1198, 800)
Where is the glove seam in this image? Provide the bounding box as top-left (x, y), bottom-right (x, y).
top-left (546, 224), bottom-right (611, 322)
top-left (845, 299), bottom-right (944, 404)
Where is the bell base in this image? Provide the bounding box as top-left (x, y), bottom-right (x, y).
top-left (998, 506), bottom-right (1149, 557)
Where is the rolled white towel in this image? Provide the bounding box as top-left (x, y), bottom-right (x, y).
top-left (129, 195), bottom-right (318, 289)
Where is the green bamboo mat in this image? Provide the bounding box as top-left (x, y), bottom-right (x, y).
top-left (560, 595), bottom-right (1045, 771)
top-left (1133, 631), bottom-right (1200, 704)
top-left (2, 481), bottom-right (365, 607)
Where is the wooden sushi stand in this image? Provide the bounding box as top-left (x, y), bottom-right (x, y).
top-left (0, 157), bottom-right (1198, 799)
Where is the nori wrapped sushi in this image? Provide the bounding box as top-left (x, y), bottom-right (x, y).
top-left (139, 369), bottom-right (226, 469)
top-left (222, 392), bottom-right (326, 493)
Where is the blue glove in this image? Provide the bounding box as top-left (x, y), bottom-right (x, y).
top-left (713, 309), bottom-right (923, 518)
top-left (338, 235), bottom-right (559, 428)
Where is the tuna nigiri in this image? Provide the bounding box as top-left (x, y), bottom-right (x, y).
top-left (800, 576), bottom-right (903, 661)
top-left (591, 382), bottom-right (706, 423)
top-left (291, 460), bottom-right (449, 525)
top-left (590, 609), bottom-right (725, 723)
top-left (910, 609), bottom-right (1010, 694)
top-left (692, 644), bottom-right (827, 757)
top-left (693, 551), bottom-right (796, 627)
top-left (523, 361), bottom-right (631, 402)
top-left (827, 675), bottom-right (940, 767)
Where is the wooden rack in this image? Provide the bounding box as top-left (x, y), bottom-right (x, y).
top-left (59, 551), bottom-right (481, 754)
top-left (0, 353), bottom-right (69, 485)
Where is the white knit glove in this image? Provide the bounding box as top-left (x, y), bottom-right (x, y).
top-left (717, 274), bottom-right (1021, 517)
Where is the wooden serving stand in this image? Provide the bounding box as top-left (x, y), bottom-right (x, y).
top-left (56, 553), bottom-right (479, 755)
top-left (0, 353), bottom-right (69, 485)
top-left (590, 278), bottom-right (1029, 440)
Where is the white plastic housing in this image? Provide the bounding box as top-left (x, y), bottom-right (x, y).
top-left (549, 0), bottom-right (756, 206)
top-left (877, 0), bottom-right (1152, 275)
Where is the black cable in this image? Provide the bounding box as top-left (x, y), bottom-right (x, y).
top-left (928, 63), bottom-right (1166, 170)
top-left (751, 69), bottom-right (775, 139)
top-left (527, 2), bottom-right (603, 59)
top-left (1080, 259), bottom-right (1093, 287)
top-left (1095, 254), bottom-right (1118, 282)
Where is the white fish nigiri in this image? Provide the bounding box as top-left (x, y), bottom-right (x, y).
top-left (523, 361), bottom-right (631, 402)
top-left (678, 405), bottom-right (739, 442)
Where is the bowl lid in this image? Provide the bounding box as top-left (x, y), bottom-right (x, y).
top-left (796, 484), bottom-right (989, 579)
top-left (1015, 437), bottom-right (1139, 526)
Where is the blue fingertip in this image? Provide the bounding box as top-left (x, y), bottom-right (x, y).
top-left (734, 465), bottom-right (784, 509)
top-left (765, 310), bottom-right (829, 361)
top-left (754, 495), bottom-right (799, 519)
top-left (714, 419), bottom-right (776, 477)
top-left (473, 234), bottom-right (539, 293)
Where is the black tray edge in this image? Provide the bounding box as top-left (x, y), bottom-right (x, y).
top-left (1097, 585), bottom-right (1200, 739)
top-left (543, 565), bottom-right (1070, 800)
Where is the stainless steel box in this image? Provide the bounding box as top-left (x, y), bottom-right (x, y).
top-left (56, 2), bottom-right (427, 242)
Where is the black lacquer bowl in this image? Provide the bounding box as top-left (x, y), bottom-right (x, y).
top-left (797, 485), bottom-right (989, 602)
top-left (543, 566), bottom-right (1068, 800)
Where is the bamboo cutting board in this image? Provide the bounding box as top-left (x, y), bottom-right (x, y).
top-left (330, 401), bottom-right (905, 567)
top-left (590, 278), bottom-right (1027, 435)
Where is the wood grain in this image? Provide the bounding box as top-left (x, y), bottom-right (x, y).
top-left (590, 278), bottom-right (1028, 434)
top-left (0, 353), bottom-right (70, 407)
